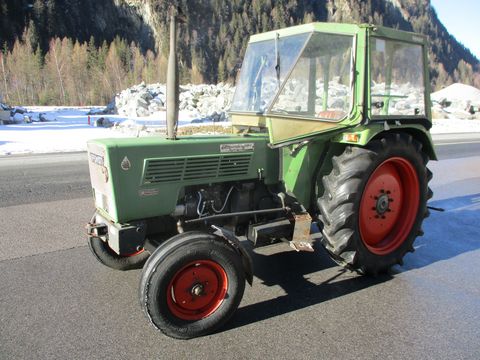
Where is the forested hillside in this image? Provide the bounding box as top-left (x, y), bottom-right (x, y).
top-left (0, 0), bottom-right (479, 106)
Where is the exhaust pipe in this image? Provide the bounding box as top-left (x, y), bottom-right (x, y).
top-left (166, 6), bottom-right (185, 140)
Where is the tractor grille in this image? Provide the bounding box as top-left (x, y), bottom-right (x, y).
top-left (143, 154), bottom-right (252, 184)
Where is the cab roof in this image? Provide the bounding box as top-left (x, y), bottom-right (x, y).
top-left (248, 22), bottom-right (427, 46)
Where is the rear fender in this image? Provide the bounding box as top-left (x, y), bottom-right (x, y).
top-left (332, 123), bottom-right (437, 160)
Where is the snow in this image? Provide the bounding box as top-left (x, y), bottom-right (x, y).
top-left (431, 118), bottom-right (480, 134)
top-left (0, 106), bottom-right (201, 156)
top-left (431, 83), bottom-right (480, 105)
top-left (431, 83), bottom-right (480, 119)
top-left (0, 105), bottom-right (480, 156)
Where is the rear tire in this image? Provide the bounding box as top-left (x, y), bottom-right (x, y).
top-left (317, 133), bottom-right (432, 275)
top-left (88, 236), bottom-right (149, 271)
top-left (139, 232), bottom-right (245, 339)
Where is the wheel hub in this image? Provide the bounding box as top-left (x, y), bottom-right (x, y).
top-left (375, 193), bottom-right (390, 215)
top-left (191, 283), bottom-right (205, 297)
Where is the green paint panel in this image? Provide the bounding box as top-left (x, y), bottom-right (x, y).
top-left (282, 140), bottom-right (327, 208)
top-left (88, 135), bottom-right (279, 223)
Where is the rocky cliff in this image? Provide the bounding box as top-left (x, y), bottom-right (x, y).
top-left (0, 0), bottom-right (478, 87)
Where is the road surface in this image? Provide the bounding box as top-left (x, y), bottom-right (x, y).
top-left (0, 134), bottom-right (479, 359)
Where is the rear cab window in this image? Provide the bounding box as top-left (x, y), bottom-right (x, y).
top-left (370, 37), bottom-right (426, 118)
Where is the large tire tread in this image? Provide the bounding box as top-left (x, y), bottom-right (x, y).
top-left (317, 133), bottom-right (432, 275)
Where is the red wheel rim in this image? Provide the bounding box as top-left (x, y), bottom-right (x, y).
top-left (359, 157), bottom-right (420, 255)
top-left (166, 260), bottom-right (228, 321)
top-left (107, 242), bottom-right (144, 257)
top-left (122, 249), bottom-right (144, 257)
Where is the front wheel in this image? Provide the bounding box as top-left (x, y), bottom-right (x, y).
top-left (317, 133), bottom-right (432, 275)
top-left (139, 232), bottom-right (245, 339)
top-left (88, 236), bottom-right (149, 271)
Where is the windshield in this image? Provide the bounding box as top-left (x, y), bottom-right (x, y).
top-left (230, 33), bottom-right (310, 113)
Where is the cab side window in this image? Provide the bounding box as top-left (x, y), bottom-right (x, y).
top-left (370, 38), bottom-right (425, 117)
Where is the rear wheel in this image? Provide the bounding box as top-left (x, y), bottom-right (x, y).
top-left (139, 232), bottom-right (245, 339)
top-left (88, 236), bottom-right (149, 271)
top-left (317, 133), bottom-right (432, 274)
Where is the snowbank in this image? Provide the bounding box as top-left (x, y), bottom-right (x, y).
top-left (0, 106), bottom-right (228, 155)
top-left (431, 83), bottom-right (480, 119)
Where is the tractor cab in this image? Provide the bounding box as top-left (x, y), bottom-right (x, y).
top-left (230, 23), bottom-right (430, 145)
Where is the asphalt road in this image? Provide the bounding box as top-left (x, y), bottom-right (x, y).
top-left (0, 135), bottom-right (479, 359)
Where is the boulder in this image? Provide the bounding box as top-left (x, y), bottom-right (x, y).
top-left (107, 82), bottom-right (235, 121)
top-left (93, 117), bottom-right (114, 128)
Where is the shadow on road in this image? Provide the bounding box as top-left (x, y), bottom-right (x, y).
top-left (225, 193), bottom-right (480, 332)
top-left (224, 242), bottom-right (391, 332)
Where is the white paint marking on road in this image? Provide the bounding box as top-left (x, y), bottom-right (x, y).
top-left (435, 141), bottom-right (480, 146)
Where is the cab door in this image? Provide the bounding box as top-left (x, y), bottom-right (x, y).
top-left (266, 29), bottom-right (365, 146)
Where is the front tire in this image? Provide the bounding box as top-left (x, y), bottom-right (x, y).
top-left (88, 236), bottom-right (149, 271)
top-left (317, 133), bottom-right (432, 275)
top-left (139, 232), bottom-right (245, 339)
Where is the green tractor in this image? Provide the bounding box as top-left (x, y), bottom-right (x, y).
top-left (86, 17), bottom-right (434, 339)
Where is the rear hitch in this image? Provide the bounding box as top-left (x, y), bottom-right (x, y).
top-left (86, 222), bottom-right (108, 238)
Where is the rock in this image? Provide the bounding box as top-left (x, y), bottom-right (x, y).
top-left (105, 82), bottom-right (237, 120)
top-left (139, 91), bottom-right (153, 102)
top-left (39, 113), bottom-right (49, 122)
top-left (136, 97), bottom-right (149, 108)
top-left (13, 107), bottom-right (27, 114)
top-left (0, 103), bottom-right (11, 111)
top-left (328, 98), bottom-right (345, 109)
top-left (136, 106), bottom-right (150, 117)
top-left (148, 98), bottom-right (164, 113)
top-left (395, 101), bottom-right (410, 111)
top-left (94, 117), bottom-right (114, 128)
top-left (13, 112), bottom-right (25, 123)
top-left (93, 118), bottom-right (103, 127)
top-left (211, 111), bottom-right (220, 122)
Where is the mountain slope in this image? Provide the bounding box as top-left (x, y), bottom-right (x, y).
top-left (0, 0), bottom-right (478, 88)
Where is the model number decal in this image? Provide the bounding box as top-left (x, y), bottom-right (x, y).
top-left (139, 188), bottom-right (160, 197)
top-left (220, 143), bottom-right (254, 153)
